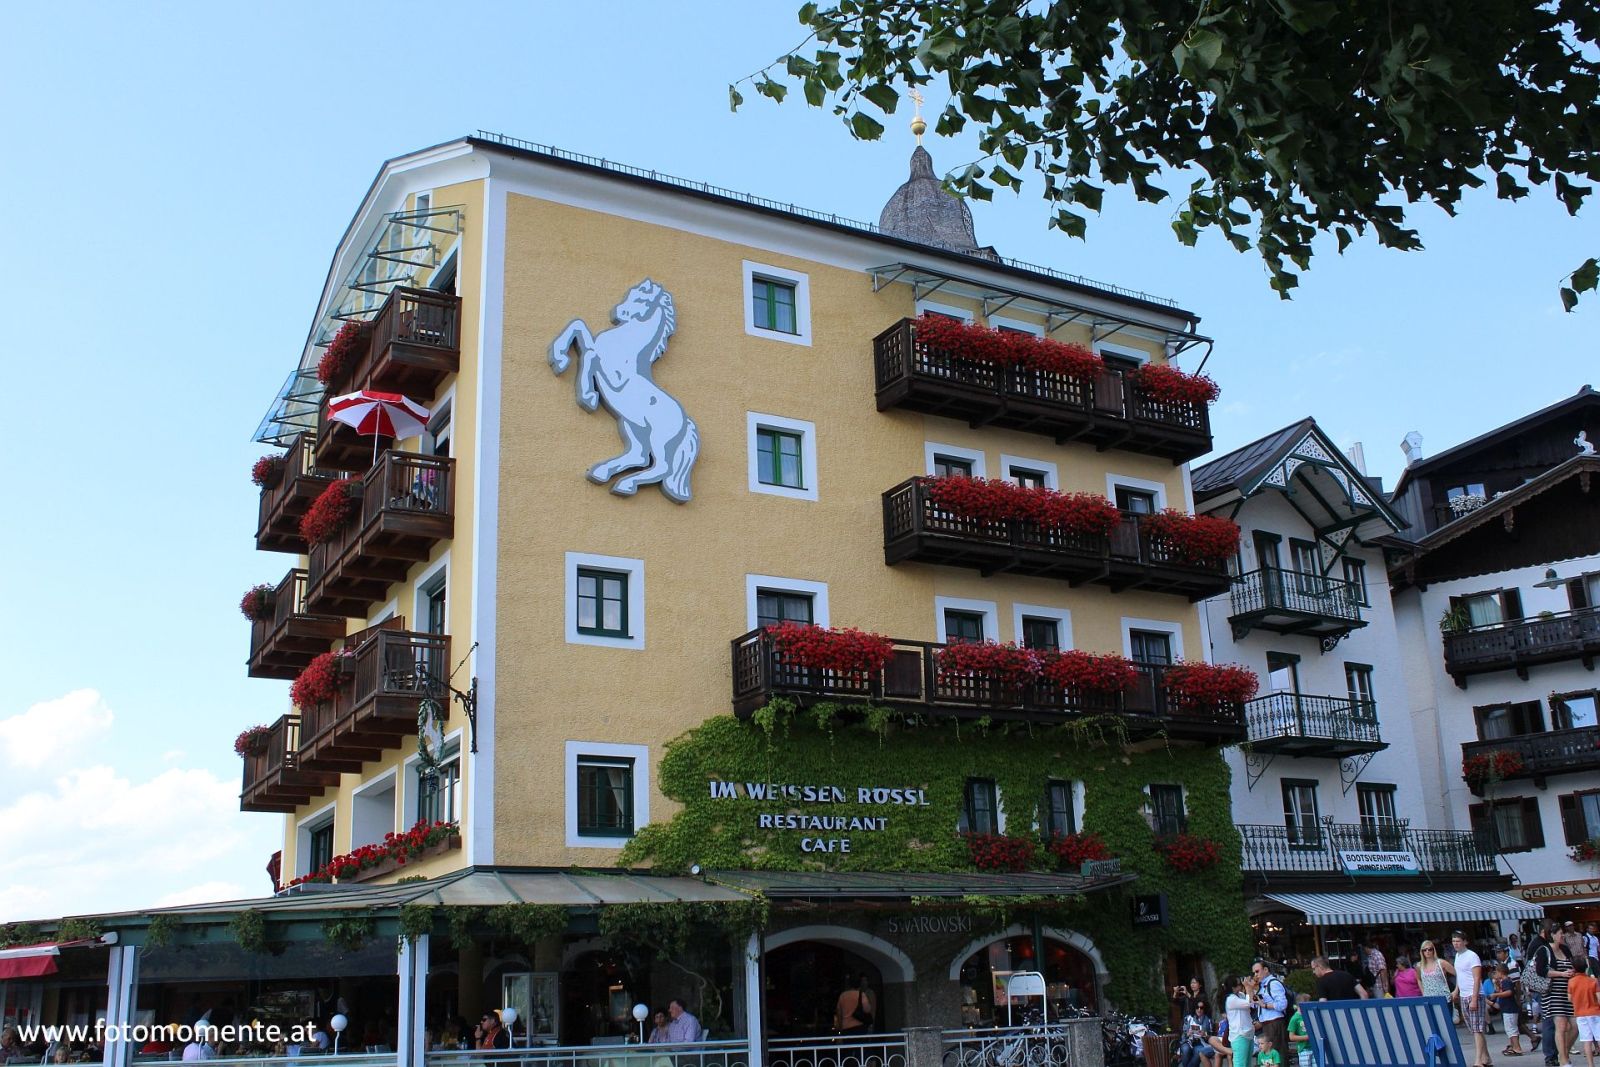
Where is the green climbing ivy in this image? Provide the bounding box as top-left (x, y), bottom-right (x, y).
top-left (622, 711), bottom-right (1251, 1013)
top-left (0, 923), bottom-right (42, 949)
top-left (399, 905), bottom-right (436, 944)
top-left (485, 904), bottom-right (570, 945)
top-left (58, 918), bottom-right (103, 943)
top-left (231, 910), bottom-right (268, 954)
top-left (597, 900), bottom-right (770, 958)
top-left (144, 915), bottom-right (179, 949)
top-left (322, 914), bottom-right (376, 952)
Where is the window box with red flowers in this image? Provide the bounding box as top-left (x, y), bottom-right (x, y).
top-left (1573, 838), bottom-right (1600, 866)
top-left (239, 584), bottom-right (275, 623)
top-left (1162, 662), bottom-right (1259, 714)
top-left (1126, 363), bottom-right (1220, 406)
top-left (963, 832), bottom-right (1037, 872)
top-left (925, 477), bottom-right (1120, 538)
top-left (937, 641), bottom-right (1042, 687)
top-left (1038, 650), bottom-right (1140, 695)
top-left (1045, 831), bottom-right (1111, 869)
top-left (285, 820), bottom-right (460, 887)
top-left (1139, 510), bottom-right (1241, 567)
top-left (767, 623), bottom-right (896, 678)
top-left (1154, 833), bottom-right (1222, 873)
top-left (915, 315), bottom-right (1104, 381)
top-left (252, 454), bottom-right (287, 489)
top-left (316, 320), bottom-right (372, 389)
top-left (290, 651), bottom-right (353, 710)
top-left (234, 725), bottom-right (273, 758)
top-left (299, 479), bottom-right (362, 546)
top-left (1462, 750), bottom-right (1525, 794)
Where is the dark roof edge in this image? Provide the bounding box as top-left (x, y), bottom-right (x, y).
top-left (1408, 454), bottom-right (1600, 555)
top-left (1391, 385), bottom-right (1599, 497)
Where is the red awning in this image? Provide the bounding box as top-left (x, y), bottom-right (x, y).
top-left (0, 940), bottom-right (98, 980)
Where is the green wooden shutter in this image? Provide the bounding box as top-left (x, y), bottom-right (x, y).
top-left (1503, 588), bottom-right (1524, 620)
top-left (1521, 797), bottom-right (1545, 848)
top-left (1559, 794), bottom-right (1586, 845)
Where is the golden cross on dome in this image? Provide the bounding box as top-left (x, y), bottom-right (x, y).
top-left (909, 87), bottom-right (926, 144)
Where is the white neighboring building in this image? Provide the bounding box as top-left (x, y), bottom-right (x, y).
top-left (1192, 418), bottom-right (1529, 964)
top-left (1389, 387), bottom-right (1600, 923)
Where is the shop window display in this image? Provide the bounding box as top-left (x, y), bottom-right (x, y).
top-left (957, 936), bottom-right (1096, 1025)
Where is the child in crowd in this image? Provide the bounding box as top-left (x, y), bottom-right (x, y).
top-left (1571, 959), bottom-right (1599, 1067)
top-left (1255, 1032), bottom-right (1282, 1067)
top-left (1286, 1007), bottom-right (1310, 1067)
top-left (1493, 963), bottom-right (1525, 1057)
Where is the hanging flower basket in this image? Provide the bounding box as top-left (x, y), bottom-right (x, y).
top-left (285, 820), bottom-right (461, 887)
top-left (1045, 831), bottom-right (1111, 867)
top-left (964, 832), bottom-right (1037, 872)
top-left (1462, 750), bottom-right (1525, 793)
top-left (1572, 838), bottom-right (1600, 865)
top-left (234, 725), bottom-right (273, 758)
top-left (299, 480), bottom-right (362, 545)
top-left (239, 584), bottom-right (275, 622)
top-left (915, 315), bottom-right (1104, 381)
top-left (1038, 650), bottom-right (1140, 694)
top-left (1162, 661), bottom-right (1259, 712)
top-left (290, 651), bottom-right (350, 710)
top-left (925, 477), bottom-right (1121, 536)
top-left (1140, 510), bottom-right (1241, 566)
top-left (1154, 833), bottom-right (1222, 873)
top-left (1126, 362), bottom-right (1220, 405)
top-left (252, 454), bottom-right (287, 489)
top-left (937, 641), bottom-right (1043, 687)
top-left (316, 320), bottom-right (372, 388)
top-left (767, 623), bottom-right (895, 675)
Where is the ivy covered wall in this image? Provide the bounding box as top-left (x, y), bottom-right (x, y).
top-left (622, 709), bottom-right (1252, 1013)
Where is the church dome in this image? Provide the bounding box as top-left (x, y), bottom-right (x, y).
top-left (878, 146), bottom-right (979, 253)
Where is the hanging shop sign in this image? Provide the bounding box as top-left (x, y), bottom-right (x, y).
top-left (1131, 893), bottom-right (1169, 929)
top-left (1081, 859), bottom-right (1123, 879)
top-left (1338, 849), bottom-right (1420, 875)
top-left (878, 913), bottom-right (977, 937)
top-left (707, 778), bottom-right (931, 854)
top-left (1510, 878), bottom-right (1600, 904)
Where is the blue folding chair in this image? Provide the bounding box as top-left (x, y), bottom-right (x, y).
top-left (1299, 997), bottom-right (1465, 1067)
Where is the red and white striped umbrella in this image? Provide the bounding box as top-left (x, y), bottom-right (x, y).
top-left (327, 391), bottom-right (430, 459)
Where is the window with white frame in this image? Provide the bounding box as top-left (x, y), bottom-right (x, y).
top-left (1107, 474), bottom-right (1167, 514)
top-left (1001, 454), bottom-right (1059, 490)
top-left (746, 413), bottom-right (818, 501)
top-left (565, 552), bottom-right (645, 650)
top-left (1014, 603), bottom-right (1072, 653)
top-left (936, 597), bottom-right (997, 644)
top-left (297, 805), bottom-right (336, 878)
top-left (743, 261), bottom-right (812, 345)
top-left (566, 741), bottom-right (650, 847)
top-left (925, 442), bottom-right (986, 479)
top-left (351, 772), bottom-right (397, 851)
top-left (959, 778), bottom-right (1000, 834)
top-left (746, 574), bottom-right (830, 631)
top-left (415, 741), bottom-right (463, 826)
top-left (1147, 784), bottom-right (1187, 836)
top-left (1040, 779), bottom-right (1080, 838)
top-left (915, 300), bottom-right (973, 322)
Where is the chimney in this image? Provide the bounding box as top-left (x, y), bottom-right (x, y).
top-left (1401, 432), bottom-right (1424, 467)
top-left (1346, 442), bottom-right (1368, 476)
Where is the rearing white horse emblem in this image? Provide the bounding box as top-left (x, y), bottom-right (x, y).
top-left (549, 279), bottom-right (701, 503)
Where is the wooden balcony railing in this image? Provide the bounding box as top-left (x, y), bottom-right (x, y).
top-left (256, 434), bottom-right (341, 553)
top-left (1244, 693), bottom-right (1385, 756)
top-left (298, 630), bottom-right (449, 771)
top-left (247, 569), bottom-right (349, 679)
top-left (730, 628), bottom-right (1246, 742)
top-left (1228, 568), bottom-right (1367, 645)
top-left (317, 288), bottom-right (460, 470)
top-left (1444, 607), bottom-right (1600, 684)
top-left (872, 318), bottom-right (1212, 462)
top-left (1461, 726), bottom-right (1600, 782)
top-left (1238, 822), bottom-right (1498, 877)
top-left (240, 716), bottom-right (337, 813)
top-left (882, 478), bottom-right (1232, 600)
top-left (305, 451), bottom-right (454, 617)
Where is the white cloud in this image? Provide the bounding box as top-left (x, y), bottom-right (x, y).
top-left (0, 691), bottom-right (281, 922)
top-left (0, 689), bottom-right (113, 770)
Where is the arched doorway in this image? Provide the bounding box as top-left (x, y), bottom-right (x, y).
top-left (952, 934), bottom-right (1100, 1026)
top-left (764, 942), bottom-right (884, 1037)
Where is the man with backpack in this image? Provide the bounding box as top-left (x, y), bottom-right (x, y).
top-left (1252, 959), bottom-right (1291, 1060)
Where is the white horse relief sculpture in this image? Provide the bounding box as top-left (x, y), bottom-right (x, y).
top-left (549, 279), bottom-right (701, 503)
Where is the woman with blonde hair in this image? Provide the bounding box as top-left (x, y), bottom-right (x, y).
top-left (1419, 940), bottom-right (1455, 999)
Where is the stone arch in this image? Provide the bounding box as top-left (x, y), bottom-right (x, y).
top-left (764, 924), bottom-right (916, 984)
top-left (946, 923), bottom-right (1110, 1006)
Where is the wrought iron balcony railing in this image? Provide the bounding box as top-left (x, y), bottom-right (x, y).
top-left (1244, 692), bottom-right (1385, 756)
top-left (1238, 822), bottom-right (1497, 877)
top-left (1228, 568), bottom-right (1367, 647)
top-left (1444, 608), bottom-right (1600, 684)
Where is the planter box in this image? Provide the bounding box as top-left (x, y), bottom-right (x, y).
top-left (348, 834), bottom-right (461, 883)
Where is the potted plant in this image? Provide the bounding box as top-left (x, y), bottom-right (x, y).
top-left (914, 315), bottom-right (1105, 381)
top-left (299, 480), bottom-right (362, 545)
top-left (239, 584), bottom-right (275, 622)
top-left (1126, 362), bottom-right (1221, 405)
top-left (290, 651), bottom-right (350, 710)
top-left (1462, 750), bottom-right (1525, 793)
top-left (1044, 831), bottom-right (1111, 869)
top-left (937, 641), bottom-right (1042, 692)
top-left (1038, 650), bottom-right (1139, 694)
top-left (234, 725), bottom-right (273, 757)
top-left (252, 454), bottom-right (287, 489)
top-left (316, 320), bottom-right (372, 388)
top-left (1439, 605), bottom-right (1471, 634)
top-left (1573, 838), bottom-right (1600, 866)
top-left (766, 623), bottom-right (895, 677)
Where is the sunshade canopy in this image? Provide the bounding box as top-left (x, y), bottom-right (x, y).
top-left (1262, 890), bottom-right (1542, 926)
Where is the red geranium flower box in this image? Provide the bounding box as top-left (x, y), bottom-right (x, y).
top-left (937, 641), bottom-right (1042, 687)
top-left (239, 584), bottom-right (275, 622)
top-left (316, 320), bottom-right (371, 388)
top-left (1162, 661), bottom-right (1259, 711)
top-left (234, 725), bottom-right (273, 758)
top-left (915, 314), bottom-right (1104, 381)
top-left (1127, 362), bottom-right (1220, 405)
top-left (926, 477), bottom-right (1120, 537)
top-left (767, 623), bottom-right (896, 676)
top-left (1154, 833), bottom-right (1222, 873)
top-left (285, 820), bottom-right (460, 887)
top-left (252, 454), bottom-right (287, 488)
top-left (1140, 510), bottom-right (1241, 566)
top-left (299, 480), bottom-right (361, 545)
top-left (1038, 650), bottom-right (1140, 694)
top-left (1046, 831), bottom-right (1112, 867)
top-left (1462, 750), bottom-right (1525, 792)
top-left (290, 651), bottom-right (349, 710)
top-left (964, 832), bottom-right (1037, 872)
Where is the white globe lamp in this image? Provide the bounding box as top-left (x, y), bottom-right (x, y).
top-left (633, 1003), bottom-right (650, 1043)
top-left (330, 1014), bottom-right (347, 1055)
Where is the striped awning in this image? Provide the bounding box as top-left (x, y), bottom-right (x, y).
top-left (1262, 890), bottom-right (1543, 926)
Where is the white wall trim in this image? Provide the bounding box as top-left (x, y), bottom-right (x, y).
top-left (746, 412), bottom-right (819, 502)
top-left (564, 740), bottom-right (651, 849)
top-left (1012, 603), bottom-right (1074, 651)
top-left (1106, 472), bottom-right (1169, 511)
top-left (742, 260), bottom-right (812, 346)
top-left (915, 299), bottom-right (973, 322)
top-left (372, 596), bottom-right (401, 627)
top-left (294, 800), bottom-right (338, 878)
top-left (564, 551), bottom-right (646, 650)
top-left (925, 442), bottom-right (988, 479)
top-left (945, 924), bottom-right (1110, 989)
top-left (987, 315), bottom-right (1044, 336)
top-left (936, 596), bottom-right (1000, 643)
top-left (1000, 454), bottom-right (1060, 490)
top-left (764, 925), bottom-right (916, 983)
top-left (402, 727), bottom-right (465, 826)
top-left (411, 550), bottom-right (451, 632)
top-left (1121, 616), bottom-right (1185, 661)
top-left (350, 768), bottom-right (400, 850)
top-left (745, 574), bottom-right (831, 631)
top-left (1093, 339), bottom-right (1151, 365)
top-left (352, 766), bottom-right (399, 798)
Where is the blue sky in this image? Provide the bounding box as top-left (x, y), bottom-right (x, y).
top-left (1, 2), bottom-right (1594, 918)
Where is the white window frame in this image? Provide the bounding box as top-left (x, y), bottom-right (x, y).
top-left (936, 596), bottom-right (999, 644)
top-left (426, 383), bottom-right (456, 455)
top-left (743, 260), bottom-right (812, 346)
top-left (1033, 779), bottom-right (1088, 836)
top-left (987, 315), bottom-right (1043, 336)
top-left (403, 727), bottom-right (466, 826)
top-left (1093, 339), bottom-right (1152, 366)
top-left (295, 801), bottom-right (338, 878)
top-left (350, 768), bottom-right (400, 851)
top-left (915, 299), bottom-right (974, 322)
top-left (746, 412), bottom-right (819, 501)
top-left (565, 551), bottom-right (645, 650)
top-left (746, 574), bottom-right (831, 631)
top-left (565, 740), bottom-right (650, 848)
top-left (1106, 473), bottom-right (1169, 511)
top-left (1142, 782), bottom-right (1190, 832)
top-left (413, 551), bottom-right (451, 633)
top-left (959, 777), bottom-right (1008, 835)
top-left (1121, 617), bottom-right (1185, 662)
top-left (371, 596), bottom-right (400, 627)
top-left (925, 442), bottom-right (987, 479)
top-left (1013, 603), bottom-right (1074, 651)
top-left (1001, 455), bottom-right (1059, 490)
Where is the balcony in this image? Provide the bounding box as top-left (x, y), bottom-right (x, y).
top-left (1239, 822), bottom-right (1498, 879)
top-left (882, 478), bottom-right (1232, 601)
top-left (1228, 568), bottom-right (1367, 646)
top-left (872, 318), bottom-right (1212, 462)
top-left (240, 716), bottom-right (337, 813)
top-left (1244, 693), bottom-right (1386, 756)
top-left (1461, 726), bottom-right (1600, 784)
top-left (1444, 607), bottom-right (1600, 684)
top-left (730, 628), bottom-right (1246, 743)
top-left (255, 434), bottom-right (340, 553)
top-left (247, 569), bottom-right (349, 679)
top-left (316, 288), bottom-right (461, 471)
top-left (298, 630), bottom-right (449, 771)
top-left (305, 451), bottom-right (454, 617)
